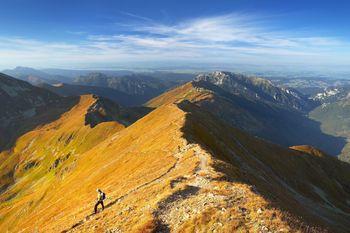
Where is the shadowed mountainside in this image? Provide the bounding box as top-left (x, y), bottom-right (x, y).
top-left (178, 100), bottom-right (350, 232)
top-left (0, 73), bottom-right (79, 151)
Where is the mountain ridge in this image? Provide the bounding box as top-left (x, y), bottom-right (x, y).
top-left (147, 75), bottom-right (345, 156)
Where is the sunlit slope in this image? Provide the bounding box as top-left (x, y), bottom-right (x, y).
top-left (1, 98), bottom-right (349, 232)
top-left (0, 95), bottom-right (129, 222)
top-left (0, 102), bottom-right (189, 232)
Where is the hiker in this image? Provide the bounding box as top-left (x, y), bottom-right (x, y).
top-left (94, 188), bottom-right (106, 214)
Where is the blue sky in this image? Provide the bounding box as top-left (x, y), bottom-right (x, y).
top-left (1, 0), bottom-right (350, 71)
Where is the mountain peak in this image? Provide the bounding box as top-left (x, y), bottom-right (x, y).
top-left (196, 71), bottom-right (273, 85)
top-left (194, 71), bottom-right (315, 112)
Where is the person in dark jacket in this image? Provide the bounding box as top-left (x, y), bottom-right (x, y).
top-left (94, 188), bottom-right (106, 214)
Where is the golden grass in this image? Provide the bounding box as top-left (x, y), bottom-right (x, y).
top-left (0, 87), bottom-right (349, 233)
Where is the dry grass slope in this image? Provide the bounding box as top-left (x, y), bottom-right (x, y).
top-left (0, 92), bottom-right (349, 232)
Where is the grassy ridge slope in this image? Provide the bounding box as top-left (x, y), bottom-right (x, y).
top-left (0, 97), bottom-right (349, 232)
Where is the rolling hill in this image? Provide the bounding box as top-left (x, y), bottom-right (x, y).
top-left (0, 75), bottom-right (349, 232)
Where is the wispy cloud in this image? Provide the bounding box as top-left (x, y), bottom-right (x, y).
top-left (0, 13), bottom-right (349, 69)
top-left (113, 13), bottom-right (345, 53)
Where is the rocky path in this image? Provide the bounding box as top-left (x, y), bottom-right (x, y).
top-left (152, 144), bottom-right (231, 232)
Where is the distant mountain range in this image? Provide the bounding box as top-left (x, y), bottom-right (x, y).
top-left (72, 72), bottom-right (193, 105)
top-left (38, 83), bottom-right (140, 106)
top-left (74, 72), bottom-right (168, 95)
top-left (2, 66), bottom-right (135, 83)
top-left (2, 67), bottom-right (194, 105)
top-left (41, 68), bottom-right (134, 78)
top-left (2, 66), bottom-right (73, 85)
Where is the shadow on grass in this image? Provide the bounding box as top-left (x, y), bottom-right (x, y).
top-left (153, 185), bottom-right (200, 233)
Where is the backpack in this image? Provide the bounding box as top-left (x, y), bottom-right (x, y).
top-left (101, 192), bottom-right (106, 200)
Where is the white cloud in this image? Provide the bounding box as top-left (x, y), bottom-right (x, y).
top-left (0, 13), bottom-right (349, 69)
